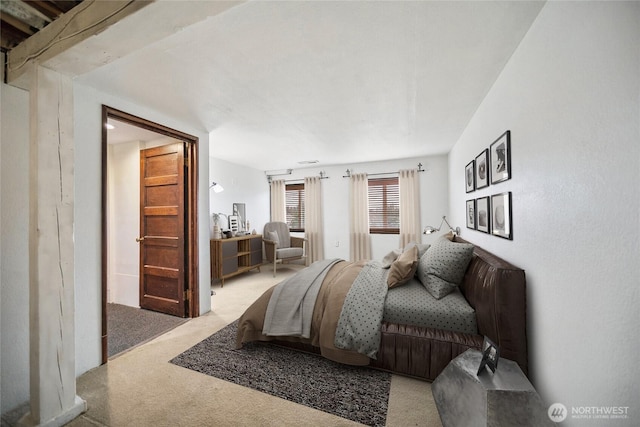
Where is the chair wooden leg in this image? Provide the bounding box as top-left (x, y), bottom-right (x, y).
top-left (273, 260), bottom-right (277, 277)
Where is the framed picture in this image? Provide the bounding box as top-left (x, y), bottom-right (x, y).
top-left (477, 336), bottom-right (500, 375)
top-left (475, 149), bottom-right (489, 189)
top-left (476, 196), bottom-right (490, 233)
top-left (466, 199), bottom-right (476, 229)
top-left (490, 130), bottom-right (511, 184)
top-left (491, 192), bottom-right (512, 240)
top-left (465, 160), bottom-right (475, 193)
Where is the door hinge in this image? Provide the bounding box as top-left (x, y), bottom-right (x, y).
top-left (184, 290), bottom-right (190, 301)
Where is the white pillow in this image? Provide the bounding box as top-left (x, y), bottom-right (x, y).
top-left (381, 249), bottom-right (402, 268)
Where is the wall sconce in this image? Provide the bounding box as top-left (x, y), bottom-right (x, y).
top-left (423, 215), bottom-right (460, 236)
top-left (209, 181), bottom-right (224, 193)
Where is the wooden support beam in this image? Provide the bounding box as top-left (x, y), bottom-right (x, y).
top-left (24, 0), bottom-right (64, 20)
top-left (0, 11), bottom-right (37, 37)
top-left (7, 0), bottom-right (152, 85)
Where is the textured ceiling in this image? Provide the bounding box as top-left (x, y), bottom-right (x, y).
top-left (11, 1), bottom-right (545, 172)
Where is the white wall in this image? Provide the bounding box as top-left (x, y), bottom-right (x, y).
top-left (448, 2), bottom-right (639, 423)
top-left (270, 156), bottom-right (450, 261)
top-left (207, 154), bottom-right (450, 266)
top-left (208, 156), bottom-right (271, 238)
top-left (107, 142), bottom-right (142, 306)
top-left (0, 80), bottom-right (30, 412)
top-left (2, 78), bottom-right (214, 412)
top-left (74, 83), bottom-right (212, 377)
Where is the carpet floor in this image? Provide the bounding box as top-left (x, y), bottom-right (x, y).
top-left (108, 303), bottom-right (189, 358)
top-left (171, 320), bottom-right (391, 427)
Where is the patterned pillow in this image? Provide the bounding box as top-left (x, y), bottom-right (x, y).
top-left (387, 246), bottom-right (418, 288)
top-left (417, 237), bottom-right (474, 299)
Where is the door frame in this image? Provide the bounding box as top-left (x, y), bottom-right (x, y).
top-left (101, 105), bottom-right (200, 363)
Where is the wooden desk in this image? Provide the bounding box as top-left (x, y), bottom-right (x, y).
top-left (211, 234), bottom-right (262, 286)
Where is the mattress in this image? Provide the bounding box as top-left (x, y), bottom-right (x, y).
top-left (383, 278), bottom-right (477, 335)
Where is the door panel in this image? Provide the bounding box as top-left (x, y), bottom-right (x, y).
top-left (139, 143), bottom-right (186, 317)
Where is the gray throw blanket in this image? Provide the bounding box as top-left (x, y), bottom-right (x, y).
top-left (263, 258), bottom-right (342, 338)
top-left (334, 261), bottom-right (389, 359)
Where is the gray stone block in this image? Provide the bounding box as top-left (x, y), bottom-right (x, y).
top-left (432, 349), bottom-right (552, 427)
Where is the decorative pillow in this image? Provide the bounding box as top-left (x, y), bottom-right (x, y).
top-left (267, 231), bottom-right (280, 246)
top-left (387, 246), bottom-right (418, 288)
top-left (381, 249), bottom-right (402, 269)
top-left (417, 237), bottom-right (474, 299)
top-left (403, 242), bottom-right (431, 260)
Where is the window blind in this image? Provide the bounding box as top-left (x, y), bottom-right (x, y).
top-left (368, 177), bottom-right (399, 234)
top-left (285, 183), bottom-right (305, 231)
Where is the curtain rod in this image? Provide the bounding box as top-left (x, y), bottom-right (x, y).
top-left (268, 171), bottom-right (329, 184)
top-left (342, 162), bottom-right (424, 178)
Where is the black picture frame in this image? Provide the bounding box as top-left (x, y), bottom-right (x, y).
top-left (465, 160), bottom-right (475, 193)
top-left (476, 196), bottom-right (490, 234)
top-left (491, 192), bottom-right (512, 240)
top-left (475, 149), bottom-right (489, 189)
top-left (490, 130), bottom-right (511, 184)
top-left (466, 199), bottom-right (476, 230)
top-left (477, 336), bottom-right (500, 375)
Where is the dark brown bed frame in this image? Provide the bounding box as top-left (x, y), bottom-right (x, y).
top-left (275, 237), bottom-right (528, 382)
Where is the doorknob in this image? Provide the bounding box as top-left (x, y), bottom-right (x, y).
top-left (136, 236), bottom-right (145, 243)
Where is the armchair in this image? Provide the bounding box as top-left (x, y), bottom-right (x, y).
top-left (263, 222), bottom-right (306, 276)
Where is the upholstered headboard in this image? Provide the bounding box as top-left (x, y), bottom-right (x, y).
top-left (455, 237), bottom-right (528, 376)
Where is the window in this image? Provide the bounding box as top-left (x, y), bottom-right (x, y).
top-left (285, 183), bottom-right (305, 232)
top-left (368, 177), bottom-right (399, 234)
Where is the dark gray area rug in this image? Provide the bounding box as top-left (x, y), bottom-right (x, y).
top-left (170, 320), bottom-right (391, 426)
top-left (108, 303), bottom-right (188, 357)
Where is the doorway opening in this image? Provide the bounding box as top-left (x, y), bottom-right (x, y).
top-left (101, 106), bottom-right (199, 363)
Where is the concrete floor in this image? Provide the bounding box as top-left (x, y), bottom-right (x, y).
top-left (5, 263), bottom-right (442, 427)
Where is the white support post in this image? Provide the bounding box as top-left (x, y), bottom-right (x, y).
top-left (18, 64), bottom-right (86, 427)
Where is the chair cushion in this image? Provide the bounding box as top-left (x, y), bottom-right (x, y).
top-left (266, 231), bottom-right (280, 246)
top-left (263, 222), bottom-right (291, 248)
top-left (276, 247), bottom-right (304, 259)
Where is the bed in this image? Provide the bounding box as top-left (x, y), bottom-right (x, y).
top-left (236, 235), bottom-right (528, 381)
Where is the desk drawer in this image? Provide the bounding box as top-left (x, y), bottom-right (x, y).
top-left (222, 257), bottom-right (238, 275)
top-left (221, 241), bottom-right (238, 258)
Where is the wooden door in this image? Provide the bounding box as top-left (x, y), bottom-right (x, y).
top-left (139, 143), bottom-right (187, 317)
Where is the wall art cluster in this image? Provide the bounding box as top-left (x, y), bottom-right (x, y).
top-left (465, 130), bottom-right (513, 240)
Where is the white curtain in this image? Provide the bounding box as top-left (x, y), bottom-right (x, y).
top-left (270, 179), bottom-right (286, 222)
top-left (349, 173), bottom-right (371, 261)
top-left (304, 176), bottom-right (324, 264)
top-left (399, 169), bottom-right (421, 248)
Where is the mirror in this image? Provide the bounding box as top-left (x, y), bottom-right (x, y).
top-left (232, 203), bottom-right (246, 231)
